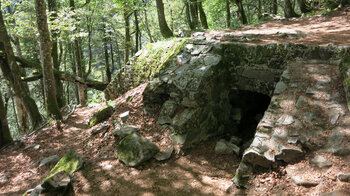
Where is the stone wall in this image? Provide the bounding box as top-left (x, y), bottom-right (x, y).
top-left (143, 34), bottom-right (340, 149)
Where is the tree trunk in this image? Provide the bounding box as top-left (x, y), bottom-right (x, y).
top-left (86, 12), bottom-right (93, 78)
top-left (284, 0), bottom-right (299, 18)
top-left (189, 0), bottom-right (200, 29)
top-left (134, 10), bottom-right (140, 52)
top-left (103, 22), bottom-right (111, 83)
top-left (12, 37), bottom-right (30, 133)
top-left (258, 0), bottom-right (262, 19)
top-left (226, 0), bottom-right (231, 28)
top-left (35, 0), bottom-right (62, 120)
top-left (0, 89), bottom-right (12, 147)
top-left (297, 0), bottom-right (310, 13)
top-left (109, 33), bottom-right (115, 73)
top-left (198, 2), bottom-right (208, 29)
top-left (156, 0), bottom-right (173, 38)
top-left (124, 10), bottom-right (131, 63)
top-left (272, 0), bottom-right (278, 14)
top-left (185, 1), bottom-right (195, 30)
top-left (48, 0), bottom-right (64, 108)
top-left (232, 0), bottom-right (248, 24)
top-left (115, 37), bottom-right (122, 69)
top-left (142, 0), bottom-right (154, 43)
top-left (70, 0), bottom-right (86, 106)
top-left (0, 4), bottom-right (43, 129)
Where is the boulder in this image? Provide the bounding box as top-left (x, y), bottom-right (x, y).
top-left (89, 106), bottom-right (114, 127)
top-left (154, 146), bottom-right (174, 161)
top-left (233, 162), bottom-right (252, 188)
top-left (44, 150), bottom-right (84, 182)
top-left (337, 173), bottom-right (350, 182)
top-left (26, 151), bottom-right (83, 196)
top-left (91, 123), bottom-right (110, 135)
top-left (41, 171), bottom-right (73, 196)
top-left (39, 155), bottom-right (60, 168)
top-left (119, 111), bottom-right (130, 122)
top-left (215, 139), bottom-right (240, 155)
top-left (310, 155), bottom-right (332, 168)
top-left (291, 176), bottom-right (319, 187)
top-left (113, 125), bottom-right (139, 139)
top-left (117, 133), bottom-right (159, 167)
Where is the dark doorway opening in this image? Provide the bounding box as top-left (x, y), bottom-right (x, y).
top-left (228, 90), bottom-right (271, 142)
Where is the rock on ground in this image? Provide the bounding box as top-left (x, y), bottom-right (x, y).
top-left (89, 106), bottom-right (114, 127)
top-left (117, 133), bottom-right (159, 167)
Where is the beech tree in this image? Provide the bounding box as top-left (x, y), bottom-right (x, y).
top-left (0, 2), bottom-right (43, 129)
top-left (156, 0), bottom-right (173, 38)
top-left (35, 0), bottom-right (62, 120)
top-left (284, 0), bottom-right (299, 18)
top-left (231, 0), bottom-right (248, 24)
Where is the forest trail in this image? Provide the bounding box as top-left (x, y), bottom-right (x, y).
top-left (1, 10), bottom-right (350, 196)
top-left (0, 84), bottom-right (239, 195)
top-left (208, 9), bottom-right (350, 46)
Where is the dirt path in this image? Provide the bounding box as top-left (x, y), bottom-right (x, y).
top-left (208, 9), bottom-right (350, 46)
top-left (0, 84), bottom-right (239, 196)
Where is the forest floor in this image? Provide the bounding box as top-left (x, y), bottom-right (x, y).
top-left (1, 9), bottom-right (350, 196)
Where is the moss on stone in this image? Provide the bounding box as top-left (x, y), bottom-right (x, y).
top-left (117, 134), bottom-right (141, 164)
top-left (104, 38), bottom-right (188, 100)
top-left (89, 106), bottom-right (114, 127)
top-left (43, 150), bottom-right (84, 183)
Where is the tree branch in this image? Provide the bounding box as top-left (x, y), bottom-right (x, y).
top-left (16, 56), bottom-right (108, 91)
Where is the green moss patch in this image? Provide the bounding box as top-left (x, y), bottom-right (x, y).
top-left (43, 150), bottom-right (84, 182)
top-left (104, 38), bottom-right (188, 100)
top-left (89, 106), bottom-right (114, 127)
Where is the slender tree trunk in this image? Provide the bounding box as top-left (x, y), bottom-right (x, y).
top-left (297, 0), bottom-right (310, 13)
top-left (142, 0), bottom-right (154, 43)
top-left (258, 0), bottom-right (262, 19)
top-left (115, 38), bottom-right (122, 69)
top-left (103, 22), bottom-right (111, 83)
top-left (12, 37), bottom-right (30, 133)
top-left (0, 4), bottom-right (43, 129)
top-left (35, 0), bottom-right (62, 120)
top-left (185, 1), bottom-right (194, 30)
top-left (0, 89), bottom-right (12, 147)
top-left (9, 9), bottom-right (31, 132)
top-left (156, 0), bottom-right (173, 38)
top-left (109, 33), bottom-right (115, 74)
top-left (124, 10), bottom-right (131, 64)
top-left (232, 0), bottom-right (248, 24)
top-left (284, 0), bottom-right (299, 18)
top-left (48, 0), bottom-right (64, 108)
top-left (198, 2), bottom-right (208, 29)
top-left (189, 0), bottom-right (200, 29)
top-left (70, 0), bottom-right (86, 106)
top-left (272, 0), bottom-right (278, 14)
top-left (226, 0), bottom-right (231, 28)
top-left (86, 15), bottom-right (93, 77)
top-left (134, 10), bottom-right (140, 52)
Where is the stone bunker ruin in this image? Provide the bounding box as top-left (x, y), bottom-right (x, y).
top-left (105, 33), bottom-right (350, 187)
